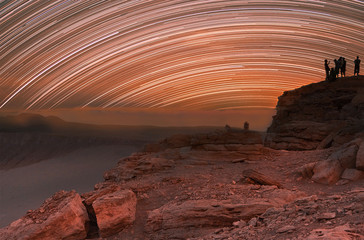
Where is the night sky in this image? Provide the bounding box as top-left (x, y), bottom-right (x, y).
top-left (1, 0), bottom-right (363, 113)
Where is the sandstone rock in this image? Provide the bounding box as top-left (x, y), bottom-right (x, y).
top-left (103, 154), bottom-right (174, 182)
top-left (92, 189), bottom-right (137, 238)
top-left (341, 168), bottom-right (364, 181)
top-left (307, 224), bottom-right (363, 240)
top-left (232, 220), bottom-right (246, 228)
top-left (261, 188), bottom-right (307, 206)
top-left (191, 131), bottom-right (263, 146)
top-left (242, 169), bottom-right (283, 188)
top-left (248, 217), bottom-right (258, 227)
top-left (202, 144), bottom-right (227, 151)
top-left (297, 162), bottom-right (316, 178)
top-left (225, 144), bottom-right (263, 152)
top-left (311, 159), bottom-right (343, 184)
top-left (0, 190), bottom-right (88, 240)
top-left (265, 78), bottom-right (364, 150)
top-left (265, 121), bottom-right (335, 150)
top-left (316, 212), bottom-right (336, 220)
top-left (146, 199), bottom-right (274, 232)
top-left (328, 144), bottom-right (359, 169)
top-left (316, 131), bottom-right (339, 149)
top-left (232, 158), bottom-right (247, 163)
top-left (356, 141), bottom-right (364, 170)
top-left (276, 225), bottom-right (296, 233)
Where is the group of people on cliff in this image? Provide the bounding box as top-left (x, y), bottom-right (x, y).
top-left (325, 56), bottom-right (360, 82)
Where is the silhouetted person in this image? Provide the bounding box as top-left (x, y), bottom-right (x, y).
top-left (334, 59), bottom-right (340, 77)
top-left (329, 67), bottom-right (336, 82)
top-left (244, 121), bottom-right (249, 131)
top-left (324, 59), bottom-right (330, 80)
top-left (341, 57), bottom-right (346, 77)
top-left (354, 56), bottom-right (361, 76)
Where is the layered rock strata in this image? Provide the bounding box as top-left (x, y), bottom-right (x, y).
top-left (265, 76), bottom-right (364, 150)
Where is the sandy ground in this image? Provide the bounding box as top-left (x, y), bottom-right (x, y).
top-left (0, 144), bottom-right (138, 227)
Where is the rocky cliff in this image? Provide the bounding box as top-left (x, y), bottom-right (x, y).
top-left (265, 76), bottom-right (364, 150)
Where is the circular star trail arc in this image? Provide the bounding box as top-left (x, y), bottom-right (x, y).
top-left (0, 0), bottom-right (363, 110)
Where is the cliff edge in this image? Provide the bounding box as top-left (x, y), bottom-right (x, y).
top-left (265, 76), bottom-right (364, 150)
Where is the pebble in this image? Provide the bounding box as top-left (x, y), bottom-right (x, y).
top-left (248, 217), bottom-right (257, 227)
top-left (316, 212), bottom-right (336, 220)
top-left (276, 225), bottom-right (296, 233)
top-left (232, 220), bottom-right (246, 228)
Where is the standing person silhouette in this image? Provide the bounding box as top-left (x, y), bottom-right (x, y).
top-left (329, 67), bottom-right (336, 82)
top-left (324, 59), bottom-right (330, 80)
top-left (334, 59), bottom-right (340, 78)
top-left (341, 58), bottom-right (346, 77)
top-left (354, 56), bottom-right (361, 76)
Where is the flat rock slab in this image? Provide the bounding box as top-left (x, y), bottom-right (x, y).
top-left (0, 190), bottom-right (89, 240)
top-left (147, 199), bottom-right (274, 232)
top-left (316, 212), bottom-right (336, 220)
top-left (276, 225), bottom-right (296, 233)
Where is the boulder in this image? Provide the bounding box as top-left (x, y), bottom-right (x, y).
top-left (311, 140), bottom-right (361, 184)
top-left (92, 189), bottom-right (137, 238)
top-left (328, 144), bottom-right (359, 169)
top-left (297, 162), bottom-right (317, 178)
top-left (341, 168), bottom-right (364, 181)
top-left (356, 141), bottom-right (364, 170)
top-left (312, 160), bottom-right (343, 184)
top-left (0, 190), bottom-right (89, 240)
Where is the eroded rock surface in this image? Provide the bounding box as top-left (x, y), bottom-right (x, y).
top-left (265, 77), bottom-right (364, 150)
top-left (92, 189), bottom-right (137, 237)
top-left (0, 191), bottom-right (89, 240)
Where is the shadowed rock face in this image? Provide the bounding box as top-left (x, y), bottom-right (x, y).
top-left (265, 76), bottom-right (364, 150)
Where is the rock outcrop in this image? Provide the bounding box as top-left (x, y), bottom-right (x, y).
top-left (146, 187), bottom-right (305, 238)
top-left (265, 76), bottom-right (364, 150)
top-left (0, 191), bottom-right (89, 240)
top-left (83, 186), bottom-right (137, 238)
top-left (297, 138), bottom-right (364, 184)
top-left (195, 188), bottom-right (364, 239)
top-left (144, 130), bottom-right (263, 152)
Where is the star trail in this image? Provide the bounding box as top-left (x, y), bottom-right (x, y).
top-left (1, 0), bottom-right (363, 111)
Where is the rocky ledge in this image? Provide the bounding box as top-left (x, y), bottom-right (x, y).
top-left (265, 76), bottom-right (364, 150)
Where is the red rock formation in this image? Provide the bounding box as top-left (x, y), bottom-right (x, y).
top-left (265, 76), bottom-right (364, 150)
top-left (0, 191), bottom-right (89, 240)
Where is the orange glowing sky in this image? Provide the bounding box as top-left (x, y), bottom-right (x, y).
top-left (0, 0), bottom-right (363, 114)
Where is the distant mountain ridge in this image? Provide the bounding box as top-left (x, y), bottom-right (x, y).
top-left (0, 113), bottom-right (223, 170)
top-left (0, 113), bottom-right (67, 132)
